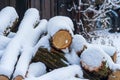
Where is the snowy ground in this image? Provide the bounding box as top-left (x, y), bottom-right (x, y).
top-left (90, 29), bottom-right (120, 64)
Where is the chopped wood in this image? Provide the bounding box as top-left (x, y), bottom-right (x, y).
top-left (0, 75), bottom-right (9, 80)
top-left (52, 30), bottom-right (72, 49)
top-left (13, 75), bottom-right (24, 80)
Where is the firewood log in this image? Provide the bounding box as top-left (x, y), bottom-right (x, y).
top-left (52, 30), bottom-right (72, 49)
top-left (13, 19), bottom-right (47, 80)
top-left (80, 47), bottom-right (111, 80)
top-left (0, 7), bottom-right (18, 36)
top-left (13, 75), bottom-right (23, 80)
top-left (0, 8), bottom-right (40, 80)
top-left (32, 47), bottom-right (68, 70)
top-left (0, 75), bottom-right (9, 80)
top-left (47, 16), bottom-right (74, 49)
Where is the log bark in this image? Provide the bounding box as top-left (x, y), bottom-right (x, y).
top-left (32, 47), bottom-right (68, 70)
top-left (51, 30), bottom-right (72, 49)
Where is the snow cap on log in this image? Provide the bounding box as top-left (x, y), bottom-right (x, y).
top-left (18, 8), bottom-right (39, 30)
top-left (71, 34), bottom-right (87, 55)
top-left (25, 65), bottom-right (83, 80)
top-left (80, 46), bottom-right (106, 72)
top-left (0, 6), bottom-right (18, 35)
top-left (47, 16), bottom-right (74, 37)
top-left (27, 62), bottom-right (46, 77)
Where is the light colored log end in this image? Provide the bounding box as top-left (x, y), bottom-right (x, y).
top-left (108, 70), bottom-right (120, 80)
top-left (13, 75), bottom-right (24, 80)
top-left (52, 30), bottom-right (72, 49)
top-left (112, 52), bottom-right (117, 63)
top-left (0, 75), bottom-right (9, 80)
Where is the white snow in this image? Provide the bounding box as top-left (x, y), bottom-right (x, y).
top-left (0, 8), bottom-right (42, 78)
top-left (0, 6), bottom-right (18, 35)
top-left (65, 49), bottom-right (80, 65)
top-left (47, 16), bottom-right (74, 37)
top-left (71, 34), bottom-right (87, 53)
top-left (0, 35), bottom-right (11, 50)
top-left (25, 65), bottom-right (84, 80)
top-left (27, 62), bottom-right (46, 77)
top-left (80, 46), bottom-right (105, 71)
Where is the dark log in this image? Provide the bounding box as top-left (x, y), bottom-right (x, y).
top-left (32, 47), bottom-right (68, 70)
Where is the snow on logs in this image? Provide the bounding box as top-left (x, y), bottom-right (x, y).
top-left (0, 6), bottom-right (18, 36)
top-left (0, 8), bottom-right (47, 80)
top-left (47, 16), bottom-right (74, 49)
top-left (25, 65), bottom-right (83, 80)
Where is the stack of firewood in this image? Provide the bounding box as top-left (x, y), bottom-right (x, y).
top-left (0, 6), bottom-right (120, 80)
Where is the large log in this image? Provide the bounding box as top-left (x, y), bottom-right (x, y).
top-left (52, 30), bottom-right (72, 49)
top-left (32, 47), bottom-right (68, 70)
top-left (47, 16), bottom-right (74, 49)
top-left (13, 19), bottom-right (47, 80)
top-left (0, 7), bottom-right (18, 36)
top-left (0, 8), bottom-right (40, 79)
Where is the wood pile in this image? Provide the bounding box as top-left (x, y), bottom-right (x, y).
top-left (0, 7), bottom-right (120, 80)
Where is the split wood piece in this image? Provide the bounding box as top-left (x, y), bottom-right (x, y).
top-left (108, 70), bottom-right (120, 80)
top-left (52, 30), bottom-right (72, 49)
top-left (0, 8), bottom-right (40, 79)
top-left (0, 75), bottom-right (9, 80)
top-left (32, 47), bottom-right (68, 70)
top-left (13, 75), bottom-right (23, 80)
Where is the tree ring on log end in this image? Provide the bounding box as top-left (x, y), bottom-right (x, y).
top-left (0, 75), bottom-right (9, 80)
top-left (13, 75), bottom-right (24, 80)
top-left (52, 30), bottom-right (72, 49)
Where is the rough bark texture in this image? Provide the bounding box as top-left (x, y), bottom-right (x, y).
top-left (82, 62), bottom-right (111, 80)
top-left (52, 30), bottom-right (72, 49)
top-left (32, 47), bottom-right (68, 70)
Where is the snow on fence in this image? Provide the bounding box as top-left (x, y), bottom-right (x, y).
top-left (0, 6), bottom-right (18, 36)
top-left (0, 8), bottom-right (47, 80)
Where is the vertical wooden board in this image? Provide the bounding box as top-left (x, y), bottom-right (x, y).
top-left (44, 0), bottom-right (51, 19)
top-left (9, 0), bottom-right (16, 7)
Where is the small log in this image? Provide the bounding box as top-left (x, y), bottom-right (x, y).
top-left (52, 30), bottom-right (72, 49)
top-left (0, 75), bottom-right (9, 80)
top-left (13, 75), bottom-right (23, 80)
top-left (112, 52), bottom-right (117, 63)
top-left (32, 47), bottom-right (68, 70)
top-left (80, 47), bottom-right (111, 80)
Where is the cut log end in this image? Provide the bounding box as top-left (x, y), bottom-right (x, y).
top-left (0, 75), bottom-right (9, 80)
top-left (108, 70), bottom-right (120, 80)
top-left (13, 75), bottom-right (24, 80)
top-left (52, 30), bottom-right (72, 49)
